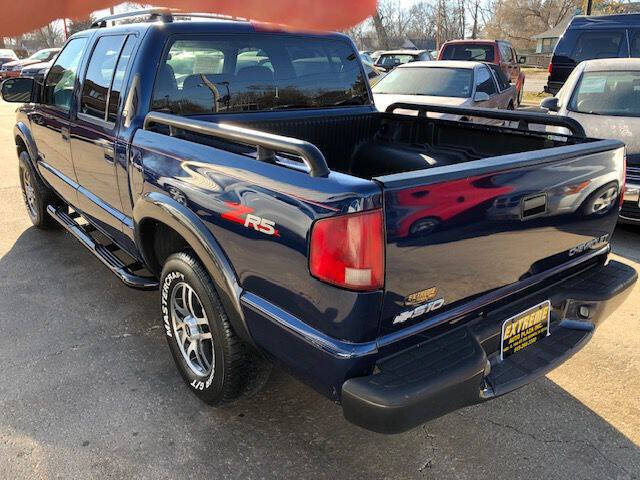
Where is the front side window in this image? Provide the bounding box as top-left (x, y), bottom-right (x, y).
top-left (151, 34), bottom-right (369, 115)
top-left (43, 37), bottom-right (88, 111)
top-left (476, 66), bottom-right (497, 95)
top-left (80, 35), bottom-right (126, 120)
top-left (569, 71), bottom-right (640, 116)
top-left (372, 67), bottom-right (473, 98)
top-left (487, 64), bottom-right (511, 91)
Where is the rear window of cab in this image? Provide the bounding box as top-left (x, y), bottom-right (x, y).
top-left (441, 44), bottom-right (494, 62)
top-left (151, 34), bottom-right (370, 115)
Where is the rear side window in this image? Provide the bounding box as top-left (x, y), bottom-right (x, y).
top-left (80, 35), bottom-right (126, 120)
top-left (571, 31), bottom-right (624, 63)
top-left (151, 34), bottom-right (369, 115)
top-left (107, 36), bottom-right (136, 122)
top-left (441, 44), bottom-right (494, 62)
top-left (631, 32), bottom-right (640, 57)
top-left (476, 66), bottom-right (497, 95)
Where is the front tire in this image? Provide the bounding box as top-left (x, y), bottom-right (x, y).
top-left (18, 151), bottom-right (61, 229)
top-left (160, 251), bottom-right (270, 405)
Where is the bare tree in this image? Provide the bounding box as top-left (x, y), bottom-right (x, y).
top-left (32, 22), bottom-right (63, 48)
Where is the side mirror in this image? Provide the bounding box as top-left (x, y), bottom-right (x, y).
top-left (518, 56), bottom-right (527, 64)
top-left (473, 91), bottom-right (490, 103)
top-left (540, 96), bottom-right (560, 112)
top-left (1, 77), bottom-right (34, 103)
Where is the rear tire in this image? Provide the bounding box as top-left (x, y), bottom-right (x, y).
top-left (160, 251), bottom-right (271, 405)
top-left (18, 150), bottom-right (61, 229)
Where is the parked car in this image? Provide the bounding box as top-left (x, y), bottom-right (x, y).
top-left (0, 48), bottom-right (18, 68)
top-left (546, 13), bottom-right (640, 95)
top-left (19, 60), bottom-right (53, 80)
top-left (1, 10), bottom-right (635, 435)
top-left (359, 51), bottom-right (374, 64)
top-left (361, 58), bottom-right (384, 86)
top-left (372, 60), bottom-right (517, 123)
top-left (439, 39), bottom-right (526, 106)
top-left (0, 48), bottom-right (60, 79)
top-left (374, 49), bottom-right (433, 72)
top-left (541, 57), bottom-right (640, 223)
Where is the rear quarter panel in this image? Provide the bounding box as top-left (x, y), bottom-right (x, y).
top-left (131, 129), bottom-right (384, 343)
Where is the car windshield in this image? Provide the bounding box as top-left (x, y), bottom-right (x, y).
top-left (569, 71), bottom-right (640, 116)
top-left (375, 54), bottom-right (416, 67)
top-left (0, 49), bottom-right (15, 57)
top-left (372, 67), bottom-right (473, 98)
top-left (441, 44), bottom-right (494, 62)
top-left (29, 50), bottom-right (53, 61)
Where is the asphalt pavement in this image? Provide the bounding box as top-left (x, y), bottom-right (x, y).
top-left (0, 99), bottom-right (638, 480)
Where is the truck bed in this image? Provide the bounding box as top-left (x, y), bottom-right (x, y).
top-left (141, 104), bottom-right (624, 347)
top-left (169, 105), bottom-right (589, 180)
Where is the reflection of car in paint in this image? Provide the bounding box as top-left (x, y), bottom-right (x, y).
top-left (388, 176), bottom-right (513, 238)
top-left (1, 9), bottom-right (636, 435)
top-left (541, 58), bottom-right (640, 224)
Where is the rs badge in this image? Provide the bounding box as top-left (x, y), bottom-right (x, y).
top-left (221, 202), bottom-right (279, 236)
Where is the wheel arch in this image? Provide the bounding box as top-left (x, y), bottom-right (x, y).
top-left (14, 122), bottom-right (38, 164)
top-left (133, 192), bottom-right (253, 345)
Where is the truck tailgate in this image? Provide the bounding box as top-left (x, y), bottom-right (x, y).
top-left (377, 140), bottom-right (625, 335)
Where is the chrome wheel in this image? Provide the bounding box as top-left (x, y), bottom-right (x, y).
top-left (170, 282), bottom-right (214, 377)
top-left (590, 187), bottom-right (617, 214)
top-left (22, 167), bottom-right (38, 220)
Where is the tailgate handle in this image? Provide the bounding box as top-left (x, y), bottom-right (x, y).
top-left (521, 193), bottom-right (547, 219)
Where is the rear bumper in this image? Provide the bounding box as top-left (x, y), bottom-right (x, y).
top-left (341, 260), bottom-right (636, 434)
top-left (620, 181), bottom-right (640, 223)
top-left (544, 81), bottom-right (563, 95)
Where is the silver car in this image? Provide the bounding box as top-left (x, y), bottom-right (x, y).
top-left (541, 58), bottom-right (640, 223)
top-left (372, 60), bottom-right (517, 124)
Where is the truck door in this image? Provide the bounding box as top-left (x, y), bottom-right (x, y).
top-left (30, 37), bottom-right (88, 204)
top-left (70, 34), bottom-right (135, 237)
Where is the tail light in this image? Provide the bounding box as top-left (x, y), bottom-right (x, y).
top-left (548, 63), bottom-right (553, 74)
top-left (309, 209), bottom-right (384, 291)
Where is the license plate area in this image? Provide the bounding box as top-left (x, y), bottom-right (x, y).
top-left (500, 300), bottom-right (550, 360)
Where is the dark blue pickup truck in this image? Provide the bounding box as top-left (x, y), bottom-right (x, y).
top-left (2, 10), bottom-right (636, 434)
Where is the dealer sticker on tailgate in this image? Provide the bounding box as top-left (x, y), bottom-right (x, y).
top-left (500, 300), bottom-right (550, 360)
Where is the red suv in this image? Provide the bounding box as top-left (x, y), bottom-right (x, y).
top-left (438, 39), bottom-right (526, 105)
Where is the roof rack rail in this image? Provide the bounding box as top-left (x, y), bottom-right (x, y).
top-left (91, 8), bottom-right (174, 28)
top-left (90, 8), bottom-right (245, 28)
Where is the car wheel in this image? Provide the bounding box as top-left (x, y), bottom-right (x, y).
top-left (18, 150), bottom-right (62, 229)
top-left (409, 217), bottom-right (440, 236)
top-left (160, 251), bottom-right (271, 405)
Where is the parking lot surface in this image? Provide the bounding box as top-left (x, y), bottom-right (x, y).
top-left (0, 99), bottom-right (638, 479)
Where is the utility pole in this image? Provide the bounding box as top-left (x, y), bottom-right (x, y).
top-left (63, 19), bottom-right (68, 39)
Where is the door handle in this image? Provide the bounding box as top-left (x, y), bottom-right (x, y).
top-left (95, 138), bottom-right (115, 164)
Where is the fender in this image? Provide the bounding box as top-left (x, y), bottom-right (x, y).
top-left (133, 192), bottom-right (254, 346)
top-left (14, 121), bottom-right (38, 164)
